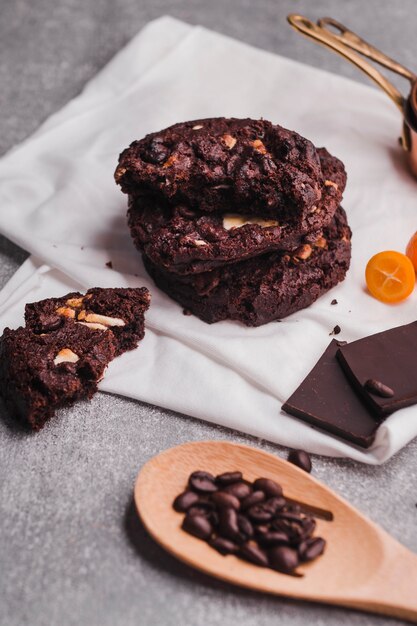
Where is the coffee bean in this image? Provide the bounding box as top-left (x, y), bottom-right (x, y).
top-left (187, 501), bottom-right (215, 516)
top-left (182, 513), bottom-right (212, 540)
top-left (254, 524), bottom-right (269, 537)
top-left (176, 468), bottom-right (325, 577)
top-left (364, 378), bottom-right (394, 398)
top-left (216, 471), bottom-right (243, 486)
top-left (253, 478), bottom-right (283, 497)
top-left (276, 511), bottom-right (305, 522)
top-left (218, 507), bottom-right (241, 541)
top-left (211, 491), bottom-right (240, 510)
top-left (257, 531), bottom-right (289, 547)
top-left (247, 504), bottom-right (273, 523)
top-left (272, 518), bottom-right (305, 545)
top-left (240, 490), bottom-right (265, 511)
top-left (237, 515), bottom-right (254, 539)
top-left (239, 543), bottom-right (268, 567)
top-left (223, 481), bottom-right (252, 500)
top-left (173, 490), bottom-right (199, 512)
top-left (269, 546), bottom-right (299, 573)
top-left (264, 496), bottom-right (286, 514)
top-left (300, 516), bottom-right (316, 540)
top-left (188, 471), bottom-right (218, 494)
top-left (299, 537), bottom-right (326, 562)
top-left (287, 449), bottom-right (312, 473)
top-left (209, 536), bottom-right (239, 555)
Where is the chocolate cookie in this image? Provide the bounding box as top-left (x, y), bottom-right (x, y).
top-left (0, 324), bottom-right (116, 430)
top-left (25, 287), bottom-right (150, 356)
top-left (0, 287), bottom-right (151, 430)
top-left (143, 206), bottom-right (351, 326)
top-left (127, 148), bottom-right (346, 275)
top-left (115, 118), bottom-right (339, 220)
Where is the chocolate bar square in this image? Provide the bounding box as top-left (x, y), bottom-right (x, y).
top-left (337, 321), bottom-right (417, 417)
top-left (282, 339), bottom-right (380, 448)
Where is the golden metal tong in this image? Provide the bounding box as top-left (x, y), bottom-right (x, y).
top-left (287, 15), bottom-right (417, 177)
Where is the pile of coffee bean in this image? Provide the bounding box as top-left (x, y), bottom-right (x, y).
top-left (173, 470), bottom-right (325, 575)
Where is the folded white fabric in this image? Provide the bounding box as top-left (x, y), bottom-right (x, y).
top-left (0, 16), bottom-right (416, 464)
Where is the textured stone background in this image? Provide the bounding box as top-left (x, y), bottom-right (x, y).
top-left (1, 1), bottom-right (416, 625)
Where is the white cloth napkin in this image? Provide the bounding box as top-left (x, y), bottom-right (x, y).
top-left (0, 16), bottom-right (416, 464)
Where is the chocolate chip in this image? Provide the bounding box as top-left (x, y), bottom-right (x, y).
top-left (269, 546), bottom-right (299, 573)
top-left (364, 379), bottom-right (394, 398)
top-left (223, 481), bottom-right (252, 500)
top-left (215, 471), bottom-right (243, 486)
top-left (182, 513), bottom-right (213, 540)
top-left (188, 470), bottom-right (218, 494)
top-left (173, 490), bottom-right (200, 512)
top-left (240, 490), bottom-right (265, 511)
top-left (299, 537), bottom-right (326, 562)
top-left (253, 478), bottom-right (283, 497)
top-left (287, 449), bottom-right (312, 473)
top-left (239, 543), bottom-right (269, 567)
top-left (209, 537), bottom-right (239, 555)
top-left (211, 491), bottom-right (240, 510)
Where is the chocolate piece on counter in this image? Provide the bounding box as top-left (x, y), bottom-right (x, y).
top-left (337, 322), bottom-right (417, 417)
top-left (282, 339), bottom-right (381, 448)
top-left (288, 450), bottom-right (312, 473)
top-left (329, 324), bottom-right (341, 336)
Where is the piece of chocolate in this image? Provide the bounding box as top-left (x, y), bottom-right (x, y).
top-left (337, 322), bottom-right (417, 417)
top-left (282, 339), bottom-right (381, 448)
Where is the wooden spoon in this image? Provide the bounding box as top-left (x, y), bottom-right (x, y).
top-left (134, 440), bottom-right (417, 623)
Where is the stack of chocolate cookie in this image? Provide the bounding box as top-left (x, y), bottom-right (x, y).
top-left (115, 118), bottom-right (351, 326)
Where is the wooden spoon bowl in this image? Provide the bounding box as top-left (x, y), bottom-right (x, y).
top-left (134, 441), bottom-right (417, 622)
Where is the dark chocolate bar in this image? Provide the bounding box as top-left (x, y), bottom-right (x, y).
top-left (282, 340), bottom-right (381, 448)
top-left (337, 321), bottom-right (417, 417)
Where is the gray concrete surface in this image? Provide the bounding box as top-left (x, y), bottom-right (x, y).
top-left (1, 1), bottom-right (416, 625)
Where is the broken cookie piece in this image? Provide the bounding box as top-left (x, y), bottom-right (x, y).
top-left (25, 287), bottom-right (150, 355)
top-left (0, 324), bottom-right (116, 430)
top-left (0, 286), bottom-right (150, 430)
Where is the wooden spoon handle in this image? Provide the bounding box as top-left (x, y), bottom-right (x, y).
top-left (344, 543), bottom-right (417, 623)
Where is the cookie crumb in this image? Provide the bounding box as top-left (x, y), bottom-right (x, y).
top-left (329, 324), bottom-right (341, 336)
top-left (331, 299), bottom-right (338, 305)
top-left (105, 261), bottom-right (113, 269)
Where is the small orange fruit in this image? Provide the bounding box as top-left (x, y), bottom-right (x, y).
top-left (406, 231), bottom-right (417, 272)
top-left (365, 250), bottom-right (415, 303)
